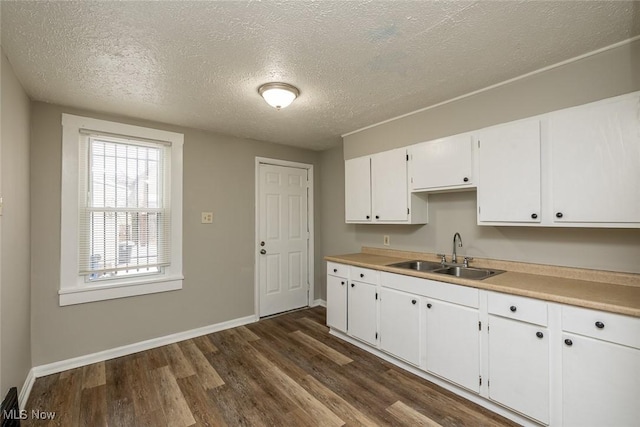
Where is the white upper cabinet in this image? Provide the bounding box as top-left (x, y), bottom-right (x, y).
top-left (410, 133), bottom-right (475, 192)
top-left (477, 119), bottom-right (541, 224)
top-left (345, 156), bottom-right (372, 222)
top-left (344, 148), bottom-right (428, 224)
top-left (548, 92), bottom-right (640, 226)
top-left (371, 148), bottom-right (409, 222)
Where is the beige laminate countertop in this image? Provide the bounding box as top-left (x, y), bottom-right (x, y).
top-left (325, 248), bottom-right (640, 318)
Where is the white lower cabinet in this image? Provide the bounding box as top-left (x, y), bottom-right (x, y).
top-left (326, 274), bottom-right (348, 332)
top-left (488, 315), bottom-right (550, 424)
top-left (347, 280), bottom-right (378, 346)
top-left (561, 306), bottom-right (640, 427)
top-left (425, 298), bottom-right (481, 393)
top-left (326, 262), bottom-right (639, 426)
top-left (379, 288), bottom-right (421, 366)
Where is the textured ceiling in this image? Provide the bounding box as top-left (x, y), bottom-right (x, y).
top-left (2, 1), bottom-right (639, 150)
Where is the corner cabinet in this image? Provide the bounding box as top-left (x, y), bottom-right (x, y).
top-left (344, 148), bottom-right (428, 224)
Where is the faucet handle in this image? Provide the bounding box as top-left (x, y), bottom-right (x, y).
top-left (463, 257), bottom-right (474, 268)
top-left (436, 253), bottom-right (447, 264)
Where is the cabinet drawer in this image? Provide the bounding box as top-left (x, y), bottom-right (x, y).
top-left (327, 262), bottom-right (348, 277)
top-left (350, 266), bottom-right (379, 285)
top-left (488, 292), bottom-right (547, 326)
top-left (562, 305), bottom-right (640, 349)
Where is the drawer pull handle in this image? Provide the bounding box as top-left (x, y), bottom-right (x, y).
top-left (509, 305), bottom-right (517, 312)
top-left (411, 299), bottom-right (417, 305)
top-left (595, 321), bottom-right (605, 329)
top-left (427, 303), bottom-right (432, 309)
top-left (341, 281), bottom-right (345, 286)
top-left (360, 273), bottom-right (364, 278)
top-left (536, 332), bottom-right (544, 339)
top-left (333, 268), bottom-right (337, 273)
top-left (564, 339), bottom-right (573, 346)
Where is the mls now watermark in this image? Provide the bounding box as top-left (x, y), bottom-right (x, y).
top-left (3, 409), bottom-right (56, 420)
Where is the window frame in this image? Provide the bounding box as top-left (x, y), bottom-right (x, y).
top-left (60, 114), bottom-right (183, 306)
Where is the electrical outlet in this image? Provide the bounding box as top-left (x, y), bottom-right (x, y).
top-left (201, 212), bottom-right (213, 224)
top-left (383, 235), bottom-right (390, 246)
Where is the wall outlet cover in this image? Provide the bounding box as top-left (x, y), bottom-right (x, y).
top-left (201, 212), bottom-right (213, 224)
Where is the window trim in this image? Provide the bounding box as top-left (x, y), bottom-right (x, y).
top-left (60, 114), bottom-right (183, 306)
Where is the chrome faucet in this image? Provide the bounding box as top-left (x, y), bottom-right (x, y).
top-left (452, 232), bottom-right (463, 264)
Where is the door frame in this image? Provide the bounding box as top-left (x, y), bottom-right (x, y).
top-left (254, 157), bottom-right (314, 318)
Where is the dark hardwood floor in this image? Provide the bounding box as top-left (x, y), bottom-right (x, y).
top-left (24, 307), bottom-right (519, 426)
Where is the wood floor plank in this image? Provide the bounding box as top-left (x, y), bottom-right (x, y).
top-left (178, 339), bottom-right (225, 389)
top-left (299, 374), bottom-right (379, 426)
top-left (79, 384), bottom-right (108, 427)
top-left (244, 342), bottom-right (346, 427)
top-left (192, 335), bottom-right (219, 355)
top-left (164, 342), bottom-right (196, 379)
top-left (50, 366), bottom-right (83, 426)
top-left (177, 375), bottom-right (229, 427)
top-left (82, 361), bottom-right (106, 389)
top-left (151, 366), bottom-right (196, 427)
top-left (387, 400), bottom-right (443, 427)
top-left (289, 330), bottom-right (353, 365)
top-left (105, 357), bottom-right (136, 427)
top-left (234, 325), bottom-right (260, 342)
top-left (129, 354), bottom-right (163, 418)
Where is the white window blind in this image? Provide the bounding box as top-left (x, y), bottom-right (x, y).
top-left (78, 134), bottom-right (172, 279)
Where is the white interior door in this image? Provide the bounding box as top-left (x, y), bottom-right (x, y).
top-left (258, 163), bottom-right (309, 317)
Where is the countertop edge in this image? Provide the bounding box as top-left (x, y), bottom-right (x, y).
top-left (324, 254), bottom-right (640, 318)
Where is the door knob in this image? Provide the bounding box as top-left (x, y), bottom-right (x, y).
top-left (260, 249), bottom-right (266, 255)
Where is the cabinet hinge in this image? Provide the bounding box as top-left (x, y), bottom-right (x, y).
top-left (406, 154), bottom-right (409, 161)
top-left (407, 208), bottom-right (410, 215)
top-left (488, 379), bottom-right (490, 388)
top-left (478, 321), bottom-right (481, 331)
top-left (477, 140), bottom-right (481, 148)
top-left (479, 376), bottom-right (482, 386)
top-left (375, 332), bottom-right (378, 340)
top-left (375, 292), bottom-right (378, 300)
top-left (478, 206), bottom-right (481, 215)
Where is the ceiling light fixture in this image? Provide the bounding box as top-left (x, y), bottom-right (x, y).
top-left (258, 82), bottom-right (299, 110)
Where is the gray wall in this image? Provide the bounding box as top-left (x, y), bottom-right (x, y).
top-left (344, 39), bottom-right (640, 159)
top-left (1, 52), bottom-right (31, 395)
top-left (30, 102), bottom-right (322, 366)
top-left (325, 39), bottom-right (640, 275)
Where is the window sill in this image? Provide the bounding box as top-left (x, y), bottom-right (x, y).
top-left (59, 275), bottom-right (184, 306)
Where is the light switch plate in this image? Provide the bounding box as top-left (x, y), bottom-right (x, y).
top-left (201, 212), bottom-right (213, 224)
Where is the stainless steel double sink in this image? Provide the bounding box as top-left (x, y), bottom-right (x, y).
top-left (389, 260), bottom-right (504, 280)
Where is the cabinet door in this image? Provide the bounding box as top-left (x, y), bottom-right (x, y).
top-left (326, 275), bottom-right (347, 332)
top-left (477, 119), bottom-right (541, 223)
top-left (549, 93), bottom-right (640, 224)
top-left (425, 299), bottom-right (480, 393)
top-left (371, 148), bottom-right (408, 221)
top-left (488, 315), bottom-right (549, 424)
top-left (379, 288), bottom-right (420, 365)
top-left (345, 156), bottom-right (371, 222)
top-left (411, 134), bottom-right (473, 191)
top-left (347, 281), bottom-right (378, 346)
top-left (562, 333), bottom-right (640, 427)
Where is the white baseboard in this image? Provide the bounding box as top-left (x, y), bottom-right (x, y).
top-left (19, 368), bottom-right (36, 409)
top-left (312, 298), bottom-right (326, 307)
top-left (32, 314), bottom-right (257, 380)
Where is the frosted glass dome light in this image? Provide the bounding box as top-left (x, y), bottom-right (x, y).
top-left (258, 82), bottom-right (299, 110)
